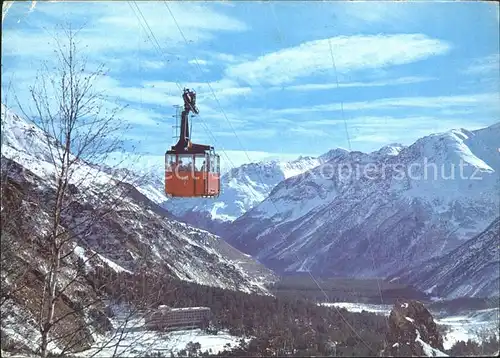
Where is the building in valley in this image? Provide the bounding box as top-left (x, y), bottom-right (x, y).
top-left (145, 305), bottom-right (211, 331)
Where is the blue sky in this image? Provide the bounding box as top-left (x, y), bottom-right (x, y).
top-left (2, 1), bottom-right (499, 172)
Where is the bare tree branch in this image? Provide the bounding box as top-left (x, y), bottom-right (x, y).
top-left (2, 23), bottom-right (160, 358)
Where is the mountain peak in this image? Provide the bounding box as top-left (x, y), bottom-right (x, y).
top-left (1, 102), bottom-right (58, 165)
top-left (225, 121), bottom-right (500, 280)
top-left (165, 155), bottom-right (322, 224)
top-left (319, 147), bottom-right (351, 161)
top-left (372, 143), bottom-right (406, 157)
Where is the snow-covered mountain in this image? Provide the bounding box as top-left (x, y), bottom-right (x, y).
top-left (224, 123), bottom-right (500, 279)
top-left (163, 156), bottom-right (323, 234)
top-left (1, 102), bottom-right (281, 354)
top-left (388, 216), bottom-right (500, 299)
top-left (0, 103), bottom-right (277, 294)
top-left (100, 150), bottom-right (324, 235)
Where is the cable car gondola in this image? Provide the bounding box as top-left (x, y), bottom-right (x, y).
top-left (165, 88), bottom-right (220, 198)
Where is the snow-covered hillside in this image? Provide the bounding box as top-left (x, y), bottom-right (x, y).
top-left (163, 156), bottom-right (323, 233)
top-left (1, 103), bottom-right (276, 293)
top-left (389, 216), bottom-right (500, 298)
top-left (225, 123), bottom-right (500, 279)
top-left (1, 102), bottom-right (278, 354)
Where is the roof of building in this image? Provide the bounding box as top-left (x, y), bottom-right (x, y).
top-left (158, 305), bottom-right (210, 312)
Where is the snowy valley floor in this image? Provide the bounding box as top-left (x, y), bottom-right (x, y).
top-left (75, 314), bottom-right (248, 357)
top-left (75, 302), bottom-right (498, 357)
top-left (320, 302), bottom-right (500, 350)
top-left (2, 302), bottom-right (497, 357)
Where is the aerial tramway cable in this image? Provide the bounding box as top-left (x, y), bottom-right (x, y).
top-left (129, 1), bottom-right (238, 173)
top-left (132, 2), bottom-right (378, 353)
top-left (163, 0), bottom-right (378, 354)
top-left (128, 1), bottom-right (222, 347)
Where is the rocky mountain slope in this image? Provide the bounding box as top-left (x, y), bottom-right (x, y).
top-left (388, 216), bottom-right (500, 299)
top-left (1, 103), bottom-right (276, 293)
top-left (383, 299), bottom-right (448, 357)
top-left (224, 123), bottom-right (500, 279)
top-left (0, 103), bottom-right (277, 352)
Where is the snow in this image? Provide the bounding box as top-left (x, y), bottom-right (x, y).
top-left (1, 104), bottom-right (55, 163)
top-left (402, 127), bottom-right (499, 205)
top-left (1, 105), bottom-right (284, 357)
top-left (73, 245), bottom-right (92, 271)
top-left (163, 156), bottom-right (323, 223)
top-left (1, 300), bottom-right (63, 356)
top-left (278, 157), bottom-right (322, 179)
top-left (160, 306), bottom-right (210, 312)
top-left (320, 302), bottom-right (500, 351)
top-left (254, 175), bottom-right (338, 224)
top-left (425, 285), bottom-right (438, 295)
top-left (229, 122), bottom-right (500, 279)
top-left (372, 143), bottom-right (406, 157)
top-left (135, 184), bottom-right (167, 206)
top-left (435, 308), bottom-right (500, 350)
top-left (2, 104), bottom-right (274, 296)
top-left (415, 329), bottom-right (448, 357)
top-left (319, 302), bottom-right (392, 316)
top-left (95, 253), bottom-right (133, 274)
top-left (76, 311), bottom-right (247, 357)
top-left (1, 104), bottom-right (116, 190)
top-left (77, 329), bottom-right (245, 357)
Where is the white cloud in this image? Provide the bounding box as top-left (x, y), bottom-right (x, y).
top-left (463, 54), bottom-right (500, 75)
top-left (1, 67), bottom-right (183, 118)
top-left (90, 76), bottom-right (181, 108)
top-left (225, 34), bottom-right (451, 86)
top-left (117, 106), bottom-right (167, 127)
top-left (288, 127), bottom-right (330, 137)
top-left (2, 65), bottom-right (247, 132)
top-left (142, 60), bottom-right (167, 70)
top-left (268, 93), bottom-right (499, 115)
top-left (301, 116), bottom-right (474, 132)
top-left (344, 93), bottom-right (498, 110)
top-left (341, 93), bottom-right (500, 111)
top-left (342, 115), bottom-right (439, 128)
top-left (212, 129), bottom-right (276, 139)
top-left (2, 1), bottom-right (247, 58)
top-left (276, 76), bottom-right (436, 92)
top-left (188, 59), bottom-right (210, 66)
top-left (206, 52), bottom-right (248, 64)
top-left (335, 114), bottom-right (499, 149)
top-left (99, 2), bottom-right (246, 32)
top-left (141, 79), bottom-right (252, 102)
top-left (350, 134), bottom-right (390, 144)
top-left (349, 119), bottom-right (497, 146)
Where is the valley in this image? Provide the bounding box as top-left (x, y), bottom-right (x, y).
top-left (2, 2), bottom-right (499, 355)
top-left (2, 101), bottom-right (499, 357)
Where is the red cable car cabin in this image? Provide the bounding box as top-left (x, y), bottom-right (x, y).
top-left (165, 149), bottom-right (220, 198)
top-left (165, 88), bottom-right (221, 198)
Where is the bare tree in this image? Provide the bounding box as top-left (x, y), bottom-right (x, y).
top-left (0, 24), bottom-right (174, 357)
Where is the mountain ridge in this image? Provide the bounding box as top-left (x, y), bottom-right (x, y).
top-left (388, 216), bottom-right (500, 299)
top-left (0, 103), bottom-right (277, 294)
top-left (222, 122), bottom-right (500, 287)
